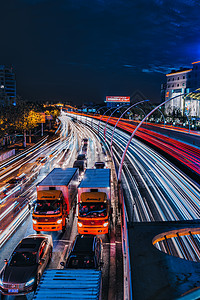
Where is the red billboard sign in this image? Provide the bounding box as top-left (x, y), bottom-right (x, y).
top-left (106, 96), bottom-right (130, 103)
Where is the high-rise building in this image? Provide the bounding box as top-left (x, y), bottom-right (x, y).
top-left (164, 61), bottom-right (200, 116)
top-left (0, 65), bottom-right (16, 106)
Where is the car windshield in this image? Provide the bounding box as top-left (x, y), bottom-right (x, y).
top-left (79, 202), bottom-right (107, 218)
top-left (9, 252), bottom-right (36, 267)
top-left (66, 256), bottom-right (95, 269)
top-left (34, 200), bottom-right (61, 214)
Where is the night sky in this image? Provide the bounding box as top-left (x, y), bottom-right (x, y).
top-left (1, 0), bottom-right (200, 105)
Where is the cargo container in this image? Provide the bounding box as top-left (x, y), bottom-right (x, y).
top-left (33, 269), bottom-right (102, 300)
top-left (32, 168), bottom-right (79, 233)
top-left (77, 169), bottom-right (111, 235)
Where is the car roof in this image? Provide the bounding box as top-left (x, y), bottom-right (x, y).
top-left (71, 235), bottom-right (96, 254)
top-left (73, 160), bottom-right (84, 166)
top-left (77, 154), bottom-right (86, 158)
top-left (8, 178), bottom-right (19, 183)
top-left (15, 235), bottom-right (47, 252)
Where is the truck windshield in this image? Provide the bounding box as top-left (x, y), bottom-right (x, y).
top-left (79, 202), bottom-right (107, 218)
top-left (34, 200), bottom-right (61, 214)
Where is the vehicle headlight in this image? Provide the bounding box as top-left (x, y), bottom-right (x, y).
top-left (0, 278), bottom-right (3, 287)
top-left (32, 219), bottom-right (37, 224)
top-left (25, 278), bottom-right (35, 287)
top-left (103, 222), bottom-right (109, 227)
top-left (77, 222), bottom-right (83, 227)
top-left (57, 219), bottom-right (62, 224)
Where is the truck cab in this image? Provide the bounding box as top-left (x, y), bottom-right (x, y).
top-left (77, 192), bottom-right (110, 235)
top-left (32, 190), bottom-right (67, 233)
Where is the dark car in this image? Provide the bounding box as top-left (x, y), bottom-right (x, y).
top-left (94, 162), bottom-right (105, 169)
top-left (82, 145), bottom-right (88, 154)
top-left (61, 235), bottom-right (103, 270)
top-left (0, 234), bottom-right (53, 296)
top-left (7, 178), bottom-right (22, 188)
top-left (82, 138), bottom-right (88, 145)
top-left (77, 154), bottom-right (87, 161)
top-left (73, 160), bottom-right (86, 173)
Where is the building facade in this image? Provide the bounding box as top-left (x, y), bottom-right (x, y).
top-left (0, 65), bottom-right (16, 106)
top-left (164, 61), bottom-right (200, 116)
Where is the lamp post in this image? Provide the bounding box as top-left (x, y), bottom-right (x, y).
top-left (158, 108), bottom-right (166, 128)
top-left (185, 111), bottom-right (191, 134)
top-left (117, 90), bottom-right (198, 182)
top-left (98, 106), bottom-right (118, 135)
top-left (84, 105), bottom-right (100, 126)
top-left (110, 100), bottom-right (150, 157)
top-left (89, 106), bottom-right (108, 129)
top-left (104, 104), bottom-right (128, 143)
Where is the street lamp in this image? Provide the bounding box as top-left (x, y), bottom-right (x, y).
top-left (104, 104), bottom-right (128, 143)
top-left (84, 105), bottom-right (100, 126)
top-left (117, 89), bottom-right (199, 182)
top-left (110, 100), bottom-right (150, 157)
top-left (184, 111), bottom-right (191, 134)
top-left (91, 106), bottom-right (108, 129)
top-left (98, 106), bottom-right (118, 135)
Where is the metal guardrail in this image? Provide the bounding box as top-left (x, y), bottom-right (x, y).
top-left (119, 186), bottom-right (133, 300)
top-left (176, 287), bottom-right (200, 300)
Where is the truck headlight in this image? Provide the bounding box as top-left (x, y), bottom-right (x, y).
top-left (77, 222), bottom-right (83, 227)
top-left (32, 219), bottom-right (37, 224)
top-left (103, 222), bottom-right (109, 227)
top-left (57, 219), bottom-right (62, 224)
top-left (25, 278), bottom-right (35, 287)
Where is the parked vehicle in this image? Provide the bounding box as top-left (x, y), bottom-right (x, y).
top-left (61, 235), bottom-right (103, 270)
top-left (32, 168), bottom-right (79, 233)
top-left (0, 234), bottom-right (53, 296)
top-left (77, 169), bottom-right (112, 235)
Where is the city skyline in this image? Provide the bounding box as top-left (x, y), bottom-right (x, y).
top-left (1, 0), bottom-right (200, 105)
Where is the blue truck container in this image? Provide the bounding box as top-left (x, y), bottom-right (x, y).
top-left (33, 269), bottom-right (102, 300)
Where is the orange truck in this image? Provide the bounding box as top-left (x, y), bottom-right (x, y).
top-left (77, 168), bottom-right (111, 235)
top-left (32, 168), bottom-right (79, 233)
